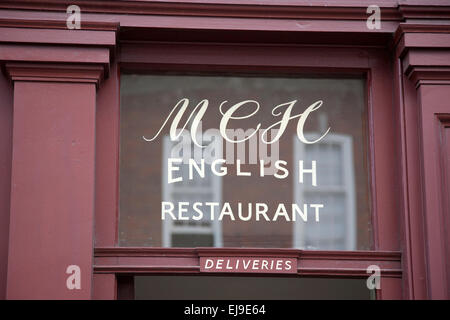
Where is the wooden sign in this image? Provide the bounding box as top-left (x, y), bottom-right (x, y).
top-left (200, 257), bottom-right (297, 274)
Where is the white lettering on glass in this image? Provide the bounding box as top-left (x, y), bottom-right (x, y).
top-left (144, 98), bottom-right (330, 146)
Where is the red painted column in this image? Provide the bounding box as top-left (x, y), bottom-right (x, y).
top-left (378, 278), bottom-right (403, 300)
top-left (5, 65), bottom-right (101, 299)
top-left (397, 25), bottom-right (450, 299)
top-left (416, 84), bottom-right (450, 299)
top-left (93, 61), bottom-right (120, 300)
top-left (93, 274), bottom-right (116, 300)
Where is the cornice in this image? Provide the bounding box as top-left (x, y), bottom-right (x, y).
top-left (0, 0), bottom-right (403, 20)
top-left (5, 63), bottom-right (105, 87)
top-left (0, 18), bottom-right (119, 31)
top-left (395, 22), bottom-right (450, 88)
top-left (395, 24), bottom-right (450, 45)
top-left (1, 1), bottom-right (449, 21)
top-left (0, 19), bottom-right (119, 83)
top-left (2, 2), bottom-right (450, 89)
top-left (0, 1), bottom-right (449, 27)
top-left (394, 23), bottom-right (450, 56)
top-left (398, 4), bottom-right (450, 20)
top-left (405, 66), bottom-right (450, 89)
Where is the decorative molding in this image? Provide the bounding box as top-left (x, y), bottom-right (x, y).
top-left (0, 28), bottom-right (116, 49)
top-left (94, 247), bottom-right (402, 278)
top-left (299, 267), bottom-right (402, 277)
top-left (0, 18), bottom-right (119, 31)
top-left (395, 23), bottom-right (450, 38)
top-left (394, 23), bottom-right (450, 58)
top-left (95, 247), bottom-right (201, 258)
top-left (0, 0), bottom-right (402, 21)
top-left (399, 5), bottom-right (450, 20)
top-left (95, 265), bottom-right (199, 274)
top-left (299, 250), bottom-right (401, 261)
top-left (1, 1), bottom-right (449, 21)
top-left (394, 23), bottom-right (450, 88)
top-left (5, 63), bottom-right (105, 87)
top-left (0, 20), bottom-right (118, 83)
top-left (406, 66), bottom-right (450, 89)
top-left (196, 248), bottom-right (301, 258)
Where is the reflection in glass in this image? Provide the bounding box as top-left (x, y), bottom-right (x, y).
top-left (293, 133), bottom-right (356, 250)
top-left (162, 134), bottom-right (223, 247)
top-left (119, 74), bottom-right (371, 250)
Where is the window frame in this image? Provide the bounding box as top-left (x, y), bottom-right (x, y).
top-left (94, 37), bottom-right (402, 300)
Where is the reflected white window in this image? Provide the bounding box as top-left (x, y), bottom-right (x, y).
top-left (293, 133), bottom-right (356, 250)
top-left (162, 133), bottom-right (223, 247)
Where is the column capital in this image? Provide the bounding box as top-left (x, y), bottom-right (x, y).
top-left (0, 19), bottom-right (118, 87)
top-left (395, 23), bottom-right (450, 88)
top-left (5, 63), bottom-right (105, 88)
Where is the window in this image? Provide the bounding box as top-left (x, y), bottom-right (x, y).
top-left (134, 275), bottom-right (372, 300)
top-left (293, 133), bottom-right (356, 250)
top-left (119, 74), bottom-right (371, 250)
top-left (162, 133), bottom-right (223, 247)
top-left (96, 37), bottom-right (402, 301)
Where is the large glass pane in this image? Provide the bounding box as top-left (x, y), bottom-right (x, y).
top-left (134, 276), bottom-right (372, 300)
top-left (119, 74), bottom-right (371, 250)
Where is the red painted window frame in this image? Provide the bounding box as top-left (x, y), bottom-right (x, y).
top-left (1, 0), bottom-right (449, 301)
top-left (94, 32), bottom-right (402, 299)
